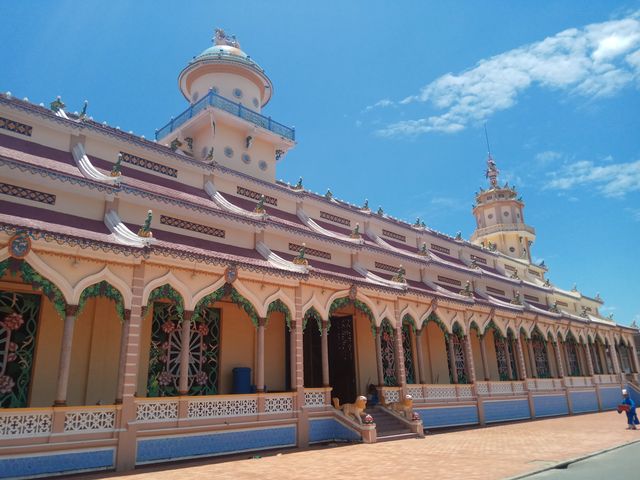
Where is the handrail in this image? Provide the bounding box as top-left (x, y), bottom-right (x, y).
top-left (156, 90), bottom-right (295, 141)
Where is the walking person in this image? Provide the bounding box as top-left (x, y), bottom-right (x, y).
top-left (618, 389), bottom-right (639, 430)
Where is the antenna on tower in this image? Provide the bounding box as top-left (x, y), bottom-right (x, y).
top-left (484, 122), bottom-right (492, 158)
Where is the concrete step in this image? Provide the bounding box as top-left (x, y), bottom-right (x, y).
top-left (376, 432), bottom-right (421, 442)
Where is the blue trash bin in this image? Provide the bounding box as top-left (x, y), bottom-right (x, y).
top-left (232, 367), bottom-right (252, 394)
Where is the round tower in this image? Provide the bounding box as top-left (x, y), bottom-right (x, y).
top-left (470, 155), bottom-right (536, 260)
top-left (178, 28), bottom-right (273, 111)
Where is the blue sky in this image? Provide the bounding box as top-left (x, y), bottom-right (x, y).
top-left (1, 1), bottom-right (639, 325)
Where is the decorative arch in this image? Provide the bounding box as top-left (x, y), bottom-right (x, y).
top-left (402, 313), bottom-right (417, 332)
top-left (399, 305), bottom-right (419, 326)
top-left (192, 284), bottom-right (259, 326)
top-left (146, 283), bottom-right (185, 317)
top-left (302, 306), bottom-right (323, 332)
top-left (71, 266), bottom-right (132, 309)
top-left (267, 298), bottom-right (292, 330)
top-left (0, 258), bottom-right (67, 319)
top-left (301, 294), bottom-right (328, 322)
top-left (519, 326), bottom-right (530, 340)
top-left (263, 289), bottom-right (295, 322)
top-left (77, 281), bottom-right (126, 322)
top-left (142, 271), bottom-right (191, 311)
top-left (483, 319), bottom-right (505, 339)
top-left (506, 326), bottom-right (516, 339)
top-left (328, 296), bottom-right (375, 329)
top-left (421, 312), bottom-right (449, 338)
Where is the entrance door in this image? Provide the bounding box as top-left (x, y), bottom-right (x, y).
top-left (303, 323), bottom-right (323, 387)
top-left (328, 315), bottom-right (356, 404)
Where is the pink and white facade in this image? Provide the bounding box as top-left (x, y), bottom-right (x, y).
top-left (0, 29), bottom-right (638, 479)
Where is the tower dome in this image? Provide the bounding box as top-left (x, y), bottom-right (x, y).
top-left (178, 28), bottom-right (273, 110)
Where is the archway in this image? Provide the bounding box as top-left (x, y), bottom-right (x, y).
top-left (401, 314), bottom-right (417, 384)
top-left (419, 313), bottom-right (451, 384)
top-left (0, 258), bottom-right (67, 408)
top-left (531, 327), bottom-right (551, 378)
top-left (301, 307), bottom-right (323, 388)
top-left (327, 296), bottom-right (376, 403)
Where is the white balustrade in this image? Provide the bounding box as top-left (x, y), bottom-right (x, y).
top-left (264, 393), bottom-right (293, 414)
top-left (188, 396), bottom-right (257, 418)
top-left (136, 399), bottom-right (179, 422)
top-left (0, 410), bottom-right (52, 438)
top-left (512, 381), bottom-right (526, 394)
top-left (381, 387), bottom-right (401, 403)
top-left (407, 385), bottom-right (424, 400)
top-left (489, 381), bottom-right (514, 395)
top-left (424, 384), bottom-right (457, 400)
top-left (304, 388), bottom-right (328, 407)
top-left (64, 407), bottom-right (116, 432)
top-left (457, 385), bottom-right (474, 399)
top-left (475, 382), bottom-right (489, 395)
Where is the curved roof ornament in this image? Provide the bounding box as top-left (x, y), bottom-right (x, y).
top-left (214, 28), bottom-right (240, 48)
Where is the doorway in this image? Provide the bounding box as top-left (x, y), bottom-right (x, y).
top-left (328, 315), bottom-right (356, 404)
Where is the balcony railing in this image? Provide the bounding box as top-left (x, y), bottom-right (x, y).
top-left (155, 90), bottom-right (295, 141)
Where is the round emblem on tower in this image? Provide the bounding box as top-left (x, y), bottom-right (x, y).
top-left (8, 231), bottom-right (31, 259)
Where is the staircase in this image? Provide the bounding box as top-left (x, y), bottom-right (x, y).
top-left (366, 406), bottom-right (421, 442)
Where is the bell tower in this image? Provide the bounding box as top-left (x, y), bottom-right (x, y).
top-left (470, 154), bottom-right (536, 260)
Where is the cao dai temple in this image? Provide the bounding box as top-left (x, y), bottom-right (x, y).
top-left (0, 29), bottom-right (639, 479)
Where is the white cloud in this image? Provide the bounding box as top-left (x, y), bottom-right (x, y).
top-left (546, 158), bottom-right (640, 197)
top-left (535, 151), bottom-right (563, 164)
top-left (373, 11), bottom-right (640, 136)
top-left (363, 98), bottom-right (394, 112)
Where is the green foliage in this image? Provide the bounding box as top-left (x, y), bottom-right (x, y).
top-left (77, 281), bottom-right (126, 322)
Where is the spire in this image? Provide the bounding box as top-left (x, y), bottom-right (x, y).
top-left (484, 123), bottom-right (499, 188)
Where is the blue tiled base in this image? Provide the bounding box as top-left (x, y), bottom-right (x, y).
top-left (600, 387), bottom-right (622, 410)
top-left (0, 448), bottom-right (114, 479)
top-left (627, 383), bottom-right (640, 405)
top-left (136, 425), bottom-right (296, 464)
top-left (570, 390), bottom-right (599, 413)
top-left (309, 418), bottom-right (360, 444)
top-left (533, 394), bottom-right (569, 417)
top-left (484, 399), bottom-right (530, 423)
top-left (416, 405), bottom-right (478, 428)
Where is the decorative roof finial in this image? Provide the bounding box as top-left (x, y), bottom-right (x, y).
top-left (254, 194), bottom-right (266, 214)
top-left (351, 223), bottom-right (361, 239)
top-left (484, 123), bottom-right (499, 189)
top-left (50, 96), bottom-right (65, 112)
top-left (138, 210), bottom-right (153, 237)
top-left (213, 28), bottom-right (240, 48)
top-left (325, 188), bottom-right (333, 200)
top-left (362, 198), bottom-right (370, 211)
top-left (293, 243), bottom-right (308, 266)
top-left (392, 265), bottom-right (406, 283)
top-left (111, 153), bottom-right (123, 177)
top-left (294, 176), bottom-right (303, 190)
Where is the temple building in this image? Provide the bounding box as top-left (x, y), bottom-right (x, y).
top-left (0, 29), bottom-right (638, 478)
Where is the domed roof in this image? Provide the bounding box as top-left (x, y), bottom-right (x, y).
top-left (195, 44), bottom-right (249, 60)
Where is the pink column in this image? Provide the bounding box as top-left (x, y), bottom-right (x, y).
top-left (448, 335), bottom-right (458, 384)
top-left (410, 327), bottom-right (421, 384)
top-left (611, 343), bottom-right (622, 375)
top-left (463, 335), bottom-right (477, 383)
top-left (415, 329), bottom-right (426, 384)
top-left (479, 334), bottom-right (490, 381)
top-left (321, 320), bottom-right (330, 387)
top-left (584, 343), bottom-right (594, 376)
top-left (553, 341), bottom-right (565, 378)
top-left (394, 322), bottom-right (407, 388)
top-left (178, 310), bottom-right (193, 395)
top-left (115, 309), bottom-right (132, 403)
top-left (255, 317), bottom-right (266, 392)
top-left (54, 304), bottom-right (78, 406)
top-left (629, 343), bottom-right (640, 374)
top-left (516, 335), bottom-right (528, 380)
top-left (116, 263), bottom-right (146, 471)
top-left (375, 327), bottom-right (384, 386)
top-left (505, 340), bottom-right (514, 380)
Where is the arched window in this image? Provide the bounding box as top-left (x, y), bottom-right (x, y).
top-left (532, 331), bottom-right (551, 378)
top-left (380, 320), bottom-right (397, 386)
top-left (401, 323), bottom-right (415, 384)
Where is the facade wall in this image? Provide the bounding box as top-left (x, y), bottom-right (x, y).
top-left (425, 322), bottom-right (450, 384)
top-left (354, 311), bottom-right (377, 396)
top-left (264, 312), bottom-right (286, 392)
top-left (29, 296), bottom-right (63, 407)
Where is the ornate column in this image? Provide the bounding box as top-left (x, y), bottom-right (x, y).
top-left (610, 342), bottom-right (621, 375)
top-left (321, 320), bottom-right (330, 387)
top-left (479, 334), bottom-right (490, 381)
top-left (293, 287), bottom-right (307, 447)
top-left (178, 311), bottom-right (193, 395)
top-left (410, 327), bottom-right (421, 384)
top-left (374, 327), bottom-right (385, 385)
top-left (584, 343), bottom-right (594, 376)
top-left (562, 340), bottom-right (572, 376)
top-left (505, 340), bottom-right (514, 380)
top-left (629, 342), bottom-right (640, 374)
top-left (448, 334), bottom-right (458, 384)
top-left (516, 334), bottom-right (527, 380)
top-left (54, 304), bottom-right (79, 406)
top-left (527, 339), bottom-right (538, 378)
top-left (394, 322), bottom-right (407, 389)
top-left (115, 309), bottom-right (132, 403)
top-left (544, 340), bottom-right (556, 377)
top-left (553, 341), bottom-right (565, 378)
top-left (415, 329), bottom-right (426, 384)
top-left (463, 334), bottom-right (477, 383)
top-left (255, 317), bottom-right (266, 392)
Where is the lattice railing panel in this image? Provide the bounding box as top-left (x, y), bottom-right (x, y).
top-left (382, 388), bottom-right (400, 403)
top-left (424, 385), bottom-right (457, 400)
top-left (457, 385), bottom-right (474, 398)
top-left (64, 409), bottom-right (115, 432)
top-left (136, 400), bottom-right (179, 421)
top-left (489, 382), bottom-right (513, 395)
top-left (0, 411), bottom-right (52, 438)
top-left (512, 381), bottom-right (525, 394)
top-left (188, 398), bottom-right (257, 418)
top-left (475, 382), bottom-right (489, 395)
top-left (264, 395), bottom-right (293, 414)
top-left (407, 385), bottom-right (424, 400)
top-left (304, 390), bottom-right (326, 407)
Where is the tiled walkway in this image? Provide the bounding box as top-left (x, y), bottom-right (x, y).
top-left (74, 412), bottom-right (639, 480)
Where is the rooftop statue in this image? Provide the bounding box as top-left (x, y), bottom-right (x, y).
top-left (138, 210), bottom-right (153, 238)
top-left (214, 28), bottom-right (240, 49)
top-left (110, 153), bottom-right (123, 177)
top-left (485, 155), bottom-right (499, 188)
top-left (254, 194), bottom-right (266, 214)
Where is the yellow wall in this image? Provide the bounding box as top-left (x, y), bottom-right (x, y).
top-left (264, 312), bottom-right (286, 392)
top-left (354, 311), bottom-right (376, 396)
top-left (29, 296), bottom-right (62, 407)
top-left (425, 322), bottom-right (450, 384)
top-left (485, 330), bottom-right (500, 380)
top-left (219, 302), bottom-right (255, 394)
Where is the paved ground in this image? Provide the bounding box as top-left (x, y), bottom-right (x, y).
top-left (72, 412), bottom-right (640, 480)
top-left (523, 441), bottom-right (640, 479)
